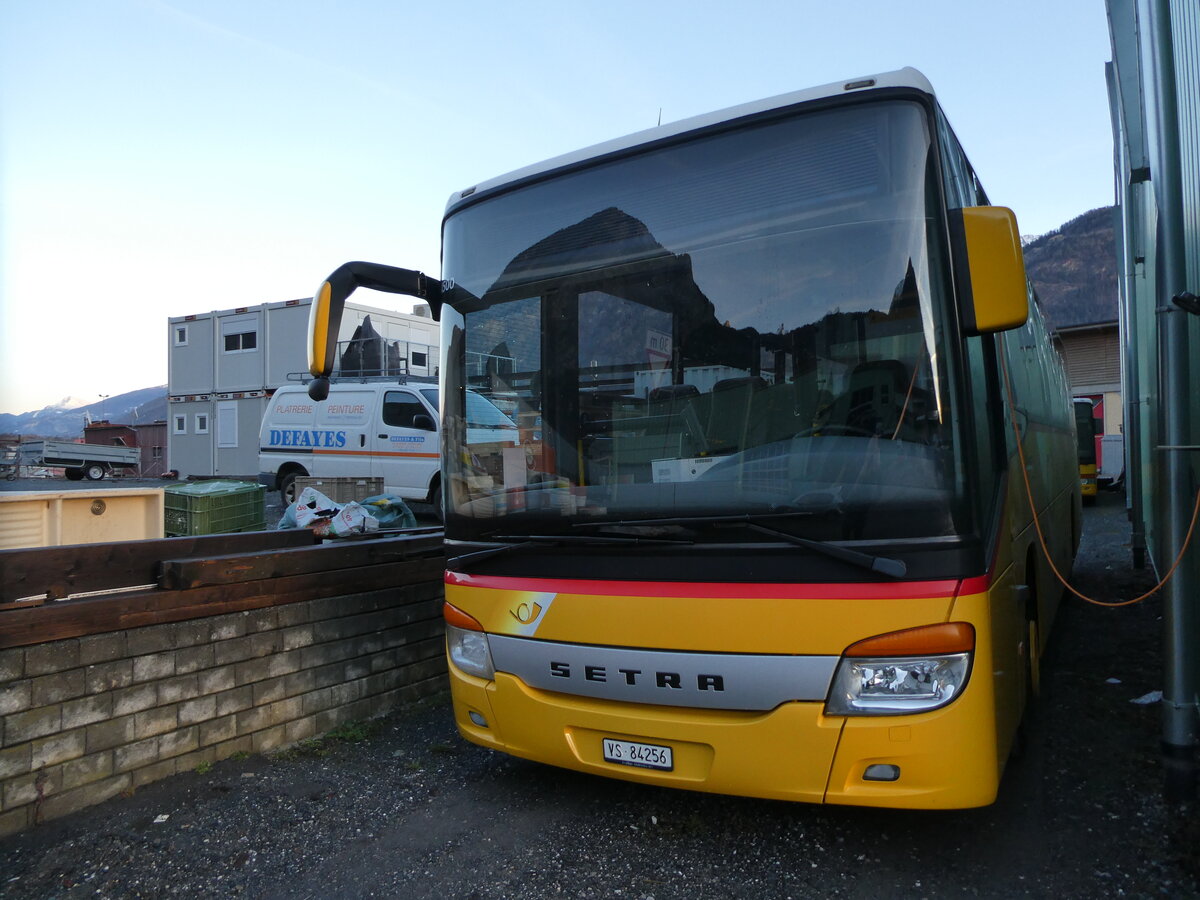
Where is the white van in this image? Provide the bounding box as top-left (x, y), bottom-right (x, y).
top-left (258, 381), bottom-right (517, 518)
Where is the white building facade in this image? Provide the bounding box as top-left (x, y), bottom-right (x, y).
top-left (167, 298), bottom-right (437, 479)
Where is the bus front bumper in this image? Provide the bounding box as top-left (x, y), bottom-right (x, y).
top-left (448, 664), bottom-right (1002, 810)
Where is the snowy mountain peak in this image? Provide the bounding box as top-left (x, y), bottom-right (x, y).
top-left (52, 396), bottom-right (92, 410)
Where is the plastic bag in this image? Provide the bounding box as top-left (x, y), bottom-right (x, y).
top-left (328, 501), bottom-right (380, 536)
top-left (359, 494), bottom-right (418, 529)
top-left (278, 487), bottom-right (415, 534)
top-left (278, 487), bottom-right (346, 535)
top-left (283, 487), bottom-right (337, 530)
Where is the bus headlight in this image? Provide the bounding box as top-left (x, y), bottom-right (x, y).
top-left (444, 601), bottom-right (496, 680)
top-left (824, 622), bottom-right (974, 716)
top-left (446, 624), bottom-right (495, 680)
top-left (825, 653), bottom-right (970, 715)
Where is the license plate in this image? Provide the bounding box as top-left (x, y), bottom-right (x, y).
top-left (602, 738), bottom-right (673, 771)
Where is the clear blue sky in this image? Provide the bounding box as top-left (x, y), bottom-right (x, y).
top-left (0, 0), bottom-right (1115, 414)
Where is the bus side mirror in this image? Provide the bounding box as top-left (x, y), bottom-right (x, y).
top-left (950, 206), bottom-right (1029, 335)
top-left (307, 261), bottom-right (444, 401)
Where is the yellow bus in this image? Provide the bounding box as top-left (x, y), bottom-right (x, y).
top-left (1073, 398), bottom-right (1099, 505)
top-left (307, 68), bottom-right (1080, 809)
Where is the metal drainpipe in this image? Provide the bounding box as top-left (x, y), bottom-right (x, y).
top-left (1145, 0), bottom-right (1198, 800)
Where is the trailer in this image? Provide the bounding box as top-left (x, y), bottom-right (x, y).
top-left (18, 439), bottom-right (141, 481)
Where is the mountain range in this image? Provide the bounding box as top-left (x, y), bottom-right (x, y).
top-left (0, 386), bottom-right (168, 439)
top-left (1024, 206), bottom-right (1118, 330)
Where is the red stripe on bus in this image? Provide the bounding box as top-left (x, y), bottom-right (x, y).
top-left (444, 571), bottom-right (978, 600)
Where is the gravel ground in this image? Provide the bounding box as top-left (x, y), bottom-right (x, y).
top-left (2, 489), bottom-right (1197, 899)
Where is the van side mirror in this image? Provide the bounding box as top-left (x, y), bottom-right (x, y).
top-left (949, 206), bottom-right (1029, 335)
top-left (307, 261), bottom-right (443, 401)
top-left (413, 414), bottom-right (436, 432)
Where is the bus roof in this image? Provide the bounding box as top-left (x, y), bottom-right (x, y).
top-left (444, 67), bottom-right (935, 218)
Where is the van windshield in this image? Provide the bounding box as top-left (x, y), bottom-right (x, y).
top-left (421, 388), bottom-right (519, 432)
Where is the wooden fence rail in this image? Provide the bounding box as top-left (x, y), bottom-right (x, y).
top-left (0, 529), bottom-right (445, 649)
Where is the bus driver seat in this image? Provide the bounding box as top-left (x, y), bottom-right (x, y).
top-left (836, 359), bottom-right (908, 436)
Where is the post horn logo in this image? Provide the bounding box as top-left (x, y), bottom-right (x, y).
top-left (510, 601), bottom-right (543, 625)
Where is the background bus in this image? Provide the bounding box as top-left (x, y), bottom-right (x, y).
top-left (1074, 397), bottom-right (1099, 504)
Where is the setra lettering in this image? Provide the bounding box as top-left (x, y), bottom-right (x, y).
top-left (546, 662), bottom-right (724, 692)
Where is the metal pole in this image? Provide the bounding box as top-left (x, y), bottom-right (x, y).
top-left (1145, 0), bottom-right (1198, 800)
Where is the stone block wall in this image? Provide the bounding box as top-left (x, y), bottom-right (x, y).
top-left (0, 582), bottom-right (446, 837)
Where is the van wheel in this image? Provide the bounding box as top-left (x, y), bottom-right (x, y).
top-left (280, 473), bottom-right (299, 505)
top-left (85, 464), bottom-right (106, 481)
top-left (65, 468), bottom-right (85, 481)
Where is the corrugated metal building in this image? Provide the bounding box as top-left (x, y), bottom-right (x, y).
top-left (167, 297), bottom-right (438, 479)
top-left (1107, 0), bottom-right (1200, 794)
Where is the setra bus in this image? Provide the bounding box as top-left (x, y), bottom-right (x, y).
top-left (1073, 398), bottom-right (1099, 505)
top-left (306, 68), bottom-right (1080, 809)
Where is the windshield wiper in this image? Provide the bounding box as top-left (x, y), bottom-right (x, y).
top-left (733, 521), bottom-right (906, 578)
top-left (574, 513), bottom-right (906, 578)
top-left (448, 533), bottom-right (694, 567)
top-left (571, 511), bottom-right (819, 530)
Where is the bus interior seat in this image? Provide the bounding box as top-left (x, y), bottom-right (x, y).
top-left (755, 380), bottom-right (823, 445)
top-left (648, 384), bottom-right (700, 403)
top-left (602, 384), bottom-right (706, 481)
top-left (832, 360), bottom-right (909, 435)
top-left (704, 376), bottom-right (767, 453)
top-left (648, 383), bottom-right (707, 455)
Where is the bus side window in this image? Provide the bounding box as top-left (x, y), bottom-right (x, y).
top-left (965, 334), bottom-right (999, 504)
top-left (936, 110), bottom-right (975, 209)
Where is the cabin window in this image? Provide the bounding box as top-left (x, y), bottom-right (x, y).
top-left (221, 314), bottom-right (259, 354)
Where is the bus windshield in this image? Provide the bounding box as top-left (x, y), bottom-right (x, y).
top-left (441, 99), bottom-right (967, 543)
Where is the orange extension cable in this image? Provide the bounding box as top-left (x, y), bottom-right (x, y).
top-left (999, 340), bottom-right (1200, 608)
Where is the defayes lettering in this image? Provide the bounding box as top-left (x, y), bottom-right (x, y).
top-left (268, 429), bottom-right (347, 448)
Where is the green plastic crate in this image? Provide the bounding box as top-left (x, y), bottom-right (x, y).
top-left (164, 481), bottom-right (266, 536)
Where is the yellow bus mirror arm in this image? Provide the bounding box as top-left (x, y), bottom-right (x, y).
top-left (306, 261), bottom-right (445, 402)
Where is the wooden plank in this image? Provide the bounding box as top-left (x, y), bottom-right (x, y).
top-left (0, 596), bottom-right (44, 612)
top-left (0, 529), bottom-right (319, 603)
top-left (158, 532), bottom-right (445, 590)
top-left (0, 556), bottom-right (447, 648)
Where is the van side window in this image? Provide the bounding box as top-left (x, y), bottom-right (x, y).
top-left (383, 391), bottom-right (433, 430)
